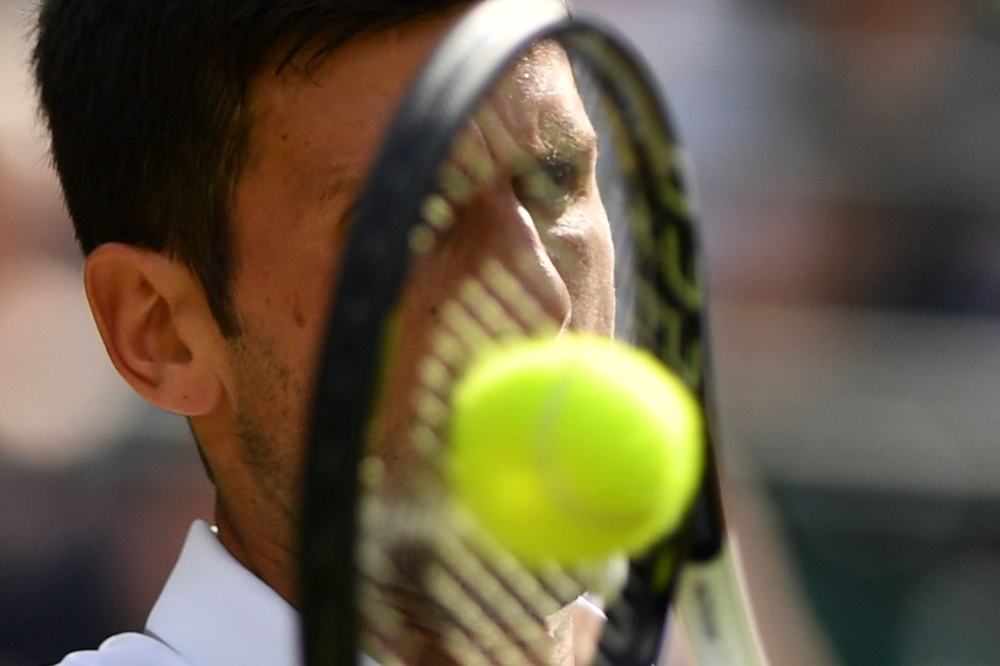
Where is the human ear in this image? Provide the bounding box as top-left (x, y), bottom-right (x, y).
top-left (84, 243), bottom-right (224, 416)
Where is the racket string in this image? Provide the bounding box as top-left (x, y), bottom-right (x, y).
top-left (373, 227), bottom-right (655, 658)
top-left (354, 41), bottom-right (702, 666)
top-left (357, 496), bottom-right (575, 665)
top-left (358, 238), bottom-right (639, 664)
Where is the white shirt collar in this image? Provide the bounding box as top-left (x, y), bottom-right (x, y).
top-left (145, 520), bottom-right (301, 666)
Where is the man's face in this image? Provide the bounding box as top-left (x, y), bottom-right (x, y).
top-left (219, 15), bottom-right (614, 544)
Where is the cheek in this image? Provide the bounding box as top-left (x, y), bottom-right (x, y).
top-left (235, 283), bottom-right (329, 396)
top-left (224, 270), bottom-right (340, 484)
top-left (233, 220), bottom-right (347, 378)
top-left (232, 155), bottom-right (354, 363)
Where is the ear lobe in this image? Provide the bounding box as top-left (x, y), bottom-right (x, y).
top-left (84, 243), bottom-right (224, 416)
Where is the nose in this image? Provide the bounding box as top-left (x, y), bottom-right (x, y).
top-left (446, 185), bottom-right (573, 335)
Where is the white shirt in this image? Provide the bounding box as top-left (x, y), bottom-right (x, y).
top-left (51, 519), bottom-right (600, 666)
top-left (53, 520), bottom-right (302, 666)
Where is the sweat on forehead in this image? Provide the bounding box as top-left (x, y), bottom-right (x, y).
top-left (513, 40), bottom-right (573, 85)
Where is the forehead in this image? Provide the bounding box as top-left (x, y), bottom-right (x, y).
top-left (247, 20), bottom-right (453, 176)
top-left (232, 15), bottom-right (460, 252)
top-left (509, 40), bottom-right (576, 91)
top-left (242, 31), bottom-right (588, 200)
top-left (488, 42), bottom-right (596, 155)
top-left (251, 34), bottom-right (582, 138)
top-left (496, 42), bottom-right (586, 115)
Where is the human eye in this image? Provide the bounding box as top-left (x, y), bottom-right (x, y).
top-left (513, 149), bottom-right (585, 220)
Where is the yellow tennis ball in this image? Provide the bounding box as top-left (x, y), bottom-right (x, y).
top-left (447, 334), bottom-right (704, 566)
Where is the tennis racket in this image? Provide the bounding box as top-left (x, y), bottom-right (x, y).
top-left (301, 1), bottom-right (768, 664)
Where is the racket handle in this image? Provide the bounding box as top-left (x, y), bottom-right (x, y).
top-left (673, 537), bottom-right (770, 666)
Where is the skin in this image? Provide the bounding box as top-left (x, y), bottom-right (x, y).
top-left (84, 9), bottom-right (614, 664)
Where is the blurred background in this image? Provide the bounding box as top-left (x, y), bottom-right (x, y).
top-left (0, 3), bottom-right (213, 664)
top-left (575, 0), bottom-right (1000, 664)
top-left (3, 0), bottom-right (1000, 664)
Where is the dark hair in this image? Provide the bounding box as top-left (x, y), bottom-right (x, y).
top-left (33, 0), bottom-right (470, 336)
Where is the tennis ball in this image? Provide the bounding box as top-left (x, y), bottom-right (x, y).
top-left (446, 334), bottom-right (704, 566)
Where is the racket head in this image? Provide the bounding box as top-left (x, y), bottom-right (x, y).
top-left (301, 1), bottom-right (722, 664)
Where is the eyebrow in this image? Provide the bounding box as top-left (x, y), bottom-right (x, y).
top-left (540, 114), bottom-right (599, 167)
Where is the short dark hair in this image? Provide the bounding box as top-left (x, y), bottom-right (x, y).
top-left (34, 0), bottom-right (469, 336)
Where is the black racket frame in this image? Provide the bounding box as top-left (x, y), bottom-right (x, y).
top-left (300, 3), bottom-right (725, 665)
